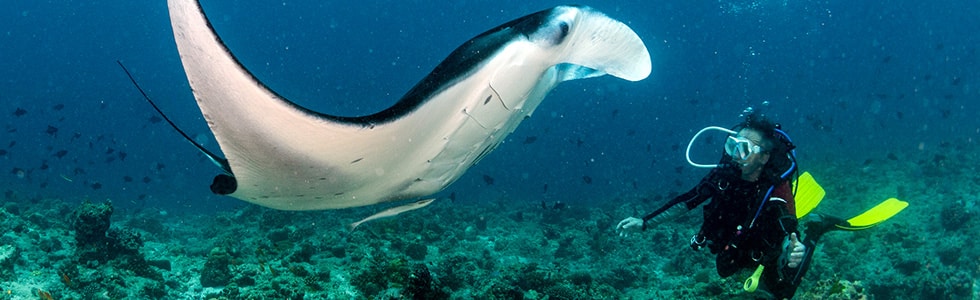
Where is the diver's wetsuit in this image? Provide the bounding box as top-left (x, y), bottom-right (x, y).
top-left (641, 165), bottom-right (802, 299)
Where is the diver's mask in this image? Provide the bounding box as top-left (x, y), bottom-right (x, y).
top-left (725, 135), bottom-right (764, 161)
top-left (685, 126), bottom-right (764, 168)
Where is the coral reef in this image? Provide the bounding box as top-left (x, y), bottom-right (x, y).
top-left (61, 201), bottom-right (167, 298)
top-left (0, 244), bottom-right (16, 280)
top-left (200, 247), bottom-right (233, 287)
top-left (940, 199), bottom-right (974, 231)
top-left (798, 276), bottom-right (868, 299)
top-left (71, 201), bottom-right (114, 263)
top-left (0, 141), bottom-right (978, 299)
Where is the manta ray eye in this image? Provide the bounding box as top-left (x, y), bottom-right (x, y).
top-left (551, 21), bottom-right (570, 44)
top-left (534, 20), bottom-right (571, 45)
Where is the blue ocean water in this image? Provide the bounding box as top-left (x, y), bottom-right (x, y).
top-left (4, 0), bottom-right (973, 214)
top-left (1, 0), bottom-right (978, 298)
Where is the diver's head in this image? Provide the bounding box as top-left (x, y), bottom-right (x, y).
top-left (730, 112), bottom-right (792, 182)
top-left (685, 112), bottom-right (796, 182)
top-left (727, 127), bottom-right (771, 181)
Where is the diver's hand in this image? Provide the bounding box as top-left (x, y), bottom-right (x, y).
top-left (786, 233), bottom-right (806, 268)
top-left (616, 217), bottom-right (643, 237)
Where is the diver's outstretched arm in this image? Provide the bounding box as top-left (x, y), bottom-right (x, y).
top-left (616, 201), bottom-right (691, 237)
top-left (616, 175), bottom-right (716, 237)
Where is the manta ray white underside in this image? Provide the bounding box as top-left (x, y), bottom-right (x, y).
top-left (167, 0), bottom-right (651, 210)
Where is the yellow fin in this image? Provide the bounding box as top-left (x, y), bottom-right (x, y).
top-left (837, 198), bottom-right (909, 230)
top-left (793, 172), bottom-right (826, 219)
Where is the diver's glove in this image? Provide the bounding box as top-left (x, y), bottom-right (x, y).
top-left (616, 217), bottom-right (643, 237)
top-left (784, 233), bottom-right (806, 268)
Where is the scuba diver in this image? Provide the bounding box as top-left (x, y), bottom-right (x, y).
top-left (616, 112), bottom-right (907, 299)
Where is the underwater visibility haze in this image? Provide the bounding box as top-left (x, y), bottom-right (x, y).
top-left (1, 0), bottom-right (978, 299)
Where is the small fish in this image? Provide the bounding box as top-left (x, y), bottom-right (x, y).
top-left (45, 125), bottom-right (59, 136)
top-left (582, 175), bottom-right (592, 184)
top-left (142, 176), bottom-right (152, 183)
top-left (148, 115), bottom-right (163, 124)
top-left (482, 174), bottom-right (494, 185)
top-left (123, 176), bottom-right (133, 182)
top-left (543, 183), bottom-right (548, 193)
top-left (52, 104), bottom-right (65, 111)
top-left (0, 149), bottom-right (6, 156)
top-left (523, 136), bottom-right (538, 145)
top-left (58, 269), bottom-right (72, 287)
top-left (348, 198), bottom-right (436, 231)
top-left (118, 151), bottom-right (127, 161)
top-left (448, 192), bottom-right (456, 203)
top-left (155, 163), bottom-right (165, 171)
top-left (39, 160), bottom-right (49, 170)
top-left (37, 289), bottom-right (52, 300)
top-left (12, 168), bottom-right (26, 179)
top-left (90, 182), bottom-right (102, 190)
top-left (13, 108), bottom-right (27, 117)
top-left (54, 150), bottom-right (68, 158)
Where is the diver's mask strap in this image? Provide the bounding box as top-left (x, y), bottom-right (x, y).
top-left (686, 126), bottom-right (737, 168)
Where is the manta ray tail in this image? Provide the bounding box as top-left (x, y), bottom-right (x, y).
top-left (117, 60), bottom-right (233, 175)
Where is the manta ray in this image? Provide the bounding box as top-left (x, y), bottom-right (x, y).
top-left (166, 0), bottom-right (651, 210)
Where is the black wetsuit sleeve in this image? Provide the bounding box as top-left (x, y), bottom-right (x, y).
top-left (640, 175), bottom-right (716, 230)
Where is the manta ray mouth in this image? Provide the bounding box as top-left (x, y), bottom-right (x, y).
top-left (167, 0), bottom-right (651, 210)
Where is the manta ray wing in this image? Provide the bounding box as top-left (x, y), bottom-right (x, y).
top-left (168, 0), bottom-right (651, 210)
